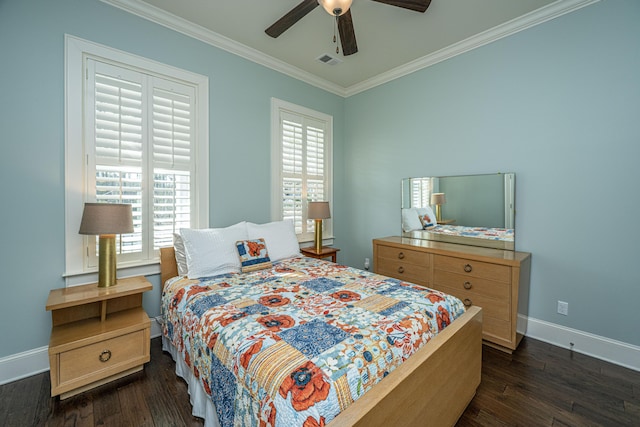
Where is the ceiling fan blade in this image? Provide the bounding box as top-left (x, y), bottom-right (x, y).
top-left (265, 0), bottom-right (319, 38)
top-left (338, 10), bottom-right (358, 56)
top-left (370, 0), bottom-right (432, 13)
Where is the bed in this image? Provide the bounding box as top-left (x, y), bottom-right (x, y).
top-left (159, 223), bottom-right (482, 427)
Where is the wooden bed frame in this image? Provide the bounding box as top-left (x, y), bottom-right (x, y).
top-left (160, 247), bottom-right (482, 427)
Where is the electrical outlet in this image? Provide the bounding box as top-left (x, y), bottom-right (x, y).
top-left (557, 300), bottom-right (569, 316)
top-left (364, 258), bottom-right (370, 270)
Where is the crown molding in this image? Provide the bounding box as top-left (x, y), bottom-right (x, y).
top-left (102, 0), bottom-right (598, 98)
top-left (345, 0), bottom-right (600, 96)
top-left (100, 0), bottom-right (348, 97)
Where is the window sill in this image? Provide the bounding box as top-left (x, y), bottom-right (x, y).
top-left (63, 261), bottom-right (160, 287)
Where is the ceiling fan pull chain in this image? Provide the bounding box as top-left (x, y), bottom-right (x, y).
top-left (334, 16), bottom-right (339, 54)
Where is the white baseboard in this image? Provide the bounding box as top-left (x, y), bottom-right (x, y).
top-left (0, 346), bottom-right (50, 386)
top-left (1, 317), bottom-right (638, 385)
top-left (525, 315), bottom-right (640, 372)
top-left (0, 317), bottom-right (164, 386)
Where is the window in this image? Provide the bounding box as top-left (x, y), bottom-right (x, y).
top-left (410, 177), bottom-right (433, 208)
top-left (271, 99), bottom-right (333, 242)
top-left (65, 36), bottom-right (208, 285)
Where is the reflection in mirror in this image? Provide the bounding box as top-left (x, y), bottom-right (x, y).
top-left (401, 173), bottom-right (515, 250)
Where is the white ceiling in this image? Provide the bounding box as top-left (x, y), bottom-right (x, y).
top-left (103, 0), bottom-right (597, 96)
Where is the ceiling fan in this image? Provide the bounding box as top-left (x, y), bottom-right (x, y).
top-left (265, 0), bottom-right (432, 56)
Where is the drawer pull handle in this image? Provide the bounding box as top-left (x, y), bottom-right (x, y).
top-left (99, 349), bottom-right (112, 363)
top-left (397, 266), bottom-right (405, 273)
top-left (463, 298), bottom-right (473, 307)
top-left (464, 281), bottom-right (472, 290)
top-left (464, 264), bottom-right (473, 273)
top-left (398, 252), bottom-right (405, 259)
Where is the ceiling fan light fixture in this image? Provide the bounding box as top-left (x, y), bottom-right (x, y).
top-left (319, 0), bottom-right (353, 16)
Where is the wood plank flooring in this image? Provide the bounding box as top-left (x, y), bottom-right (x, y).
top-left (1, 337), bottom-right (638, 426)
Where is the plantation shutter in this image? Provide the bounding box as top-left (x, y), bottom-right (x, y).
top-left (410, 177), bottom-right (431, 208)
top-left (152, 84), bottom-right (194, 249)
top-left (279, 110), bottom-right (327, 239)
top-left (86, 59), bottom-right (195, 266)
top-left (90, 62), bottom-right (144, 264)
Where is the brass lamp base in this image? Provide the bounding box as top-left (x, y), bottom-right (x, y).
top-left (98, 234), bottom-right (118, 287)
top-left (314, 219), bottom-right (323, 253)
top-left (435, 205), bottom-right (442, 222)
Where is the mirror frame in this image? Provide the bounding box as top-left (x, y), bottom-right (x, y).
top-left (401, 173), bottom-right (515, 250)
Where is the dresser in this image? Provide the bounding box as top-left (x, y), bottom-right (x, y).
top-left (46, 276), bottom-right (152, 399)
top-left (373, 236), bottom-right (531, 352)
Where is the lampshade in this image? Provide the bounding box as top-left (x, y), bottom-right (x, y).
top-left (430, 193), bottom-right (446, 206)
top-left (308, 201), bottom-right (331, 220)
top-left (79, 203), bottom-right (134, 235)
top-left (319, 0), bottom-right (353, 16)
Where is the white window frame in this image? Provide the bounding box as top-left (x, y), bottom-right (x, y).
top-left (64, 35), bottom-right (209, 286)
top-left (270, 98), bottom-right (333, 243)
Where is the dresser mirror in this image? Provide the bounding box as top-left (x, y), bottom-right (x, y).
top-left (401, 173), bottom-right (515, 250)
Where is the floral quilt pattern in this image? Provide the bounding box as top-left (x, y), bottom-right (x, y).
top-left (431, 225), bottom-right (514, 241)
top-left (162, 257), bottom-right (465, 427)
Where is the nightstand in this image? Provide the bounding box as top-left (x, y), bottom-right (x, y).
top-left (438, 219), bottom-right (456, 225)
top-left (300, 246), bottom-right (340, 262)
top-left (46, 276), bottom-right (152, 399)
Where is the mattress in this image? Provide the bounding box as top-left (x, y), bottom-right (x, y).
top-left (161, 256), bottom-right (466, 426)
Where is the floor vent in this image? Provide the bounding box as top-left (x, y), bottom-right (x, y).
top-left (316, 53), bottom-right (343, 66)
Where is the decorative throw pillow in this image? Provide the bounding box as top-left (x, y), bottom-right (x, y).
top-left (419, 213), bottom-right (435, 229)
top-left (236, 238), bottom-right (273, 272)
top-left (417, 206), bottom-right (438, 229)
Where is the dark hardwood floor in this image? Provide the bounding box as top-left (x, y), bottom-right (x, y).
top-left (1, 337), bottom-right (638, 426)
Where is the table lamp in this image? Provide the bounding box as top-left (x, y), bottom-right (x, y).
top-left (79, 203), bottom-right (134, 287)
top-left (430, 193), bottom-right (446, 222)
top-left (308, 201), bottom-right (331, 253)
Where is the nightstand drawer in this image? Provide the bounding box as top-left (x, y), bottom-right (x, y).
top-left (434, 255), bottom-right (510, 283)
top-left (377, 245), bottom-right (430, 267)
top-left (59, 329), bottom-right (147, 384)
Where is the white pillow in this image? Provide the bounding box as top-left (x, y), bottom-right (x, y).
top-left (180, 222), bottom-right (249, 279)
top-left (401, 208), bottom-right (423, 232)
top-left (173, 232), bottom-right (188, 276)
top-left (246, 220), bottom-right (300, 262)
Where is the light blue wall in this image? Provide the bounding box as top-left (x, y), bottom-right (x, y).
top-left (0, 0), bottom-right (345, 358)
top-left (342, 0), bottom-right (640, 346)
top-left (1, 0), bottom-right (638, 361)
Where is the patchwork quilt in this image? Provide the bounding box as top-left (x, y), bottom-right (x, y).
top-left (430, 225), bottom-right (514, 242)
top-left (162, 256), bottom-right (466, 427)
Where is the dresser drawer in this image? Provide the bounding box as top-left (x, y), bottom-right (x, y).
top-left (434, 255), bottom-right (510, 283)
top-left (433, 270), bottom-right (510, 300)
top-left (377, 245), bottom-right (430, 267)
top-left (483, 317), bottom-right (511, 344)
top-left (376, 258), bottom-right (429, 286)
top-left (58, 329), bottom-right (147, 384)
top-left (435, 285), bottom-right (510, 322)
top-left (373, 237), bottom-right (531, 352)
